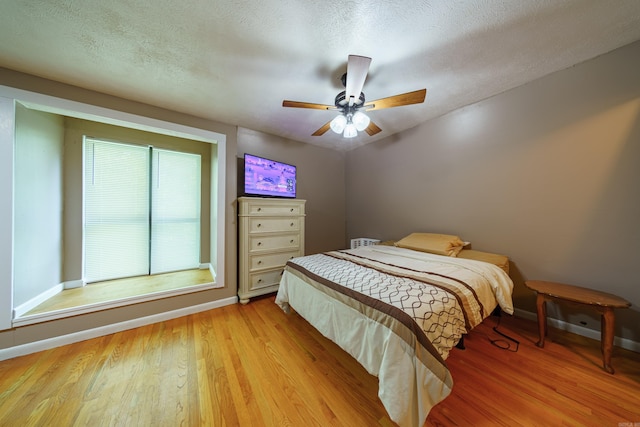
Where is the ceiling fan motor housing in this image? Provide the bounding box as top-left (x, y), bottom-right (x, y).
top-left (334, 90), bottom-right (366, 109)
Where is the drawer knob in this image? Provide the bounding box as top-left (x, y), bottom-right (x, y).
top-left (257, 207), bottom-right (262, 212)
top-left (257, 223), bottom-right (262, 228)
top-left (257, 279), bottom-right (262, 283)
top-left (257, 241), bottom-right (262, 246)
top-left (290, 239), bottom-right (294, 244)
top-left (290, 208), bottom-right (294, 212)
top-left (258, 260), bottom-right (262, 264)
top-left (290, 222), bottom-right (294, 227)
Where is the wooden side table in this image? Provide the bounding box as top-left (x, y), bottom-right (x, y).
top-left (524, 280), bottom-right (631, 374)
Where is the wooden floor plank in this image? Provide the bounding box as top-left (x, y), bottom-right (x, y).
top-left (1, 294), bottom-right (639, 426)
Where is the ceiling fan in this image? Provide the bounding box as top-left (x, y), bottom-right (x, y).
top-left (282, 55), bottom-right (427, 138)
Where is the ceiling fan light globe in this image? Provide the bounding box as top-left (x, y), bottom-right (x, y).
top-left (330, 114), bottom-right (347, 134)
top-left (352, 111), bottom-right (370, 131)
top-left (343, 123), bottom-right (358, 138)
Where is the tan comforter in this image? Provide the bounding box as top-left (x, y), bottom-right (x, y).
top-left (275, 245), bottom-right (514, 427)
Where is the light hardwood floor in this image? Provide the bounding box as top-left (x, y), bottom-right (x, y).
top-left (1, 294), bottom-right (638, 426)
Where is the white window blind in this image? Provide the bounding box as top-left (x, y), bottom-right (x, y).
top-left (151, 149), bottom-right (201, 274)
top-left (83, 138), bottom-right (201, 283)
top-left (84, 139), bottom-right (150, 282)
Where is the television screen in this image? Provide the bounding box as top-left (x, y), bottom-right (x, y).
top-left (243, 153), bottom-right (296, 198)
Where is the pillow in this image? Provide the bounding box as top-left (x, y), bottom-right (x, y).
top-left (394, 233), bottom-right (466, 257)
top-left (457, 249), bottom-right (510, 274)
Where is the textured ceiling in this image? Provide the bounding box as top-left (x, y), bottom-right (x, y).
top-left (1, 1), bottom-right (640, 151)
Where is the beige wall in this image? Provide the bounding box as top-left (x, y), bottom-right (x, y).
top-left (346, 41), bottom-right (640, 342)
top-left (13, 105), bottom-right (64, 306)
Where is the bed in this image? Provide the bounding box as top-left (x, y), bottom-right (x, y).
top-left (275, 233), bottom-right (514, 427)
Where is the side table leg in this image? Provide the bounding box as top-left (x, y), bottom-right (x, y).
top-left (535, 293), bottom-right (547, 348)
top-left (601, 308), bottom-right (615, 374)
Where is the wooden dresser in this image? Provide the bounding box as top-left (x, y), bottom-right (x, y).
top-left (238, 197), bottom-right (306, 304)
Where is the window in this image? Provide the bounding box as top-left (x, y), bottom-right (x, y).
top-left (83, 138), bottom-right (201, 283)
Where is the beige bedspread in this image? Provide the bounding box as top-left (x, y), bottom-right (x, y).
top-left (275, 245), bottom-right (514, 427)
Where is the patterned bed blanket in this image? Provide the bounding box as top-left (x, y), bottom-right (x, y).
top-left (275, 245), bottom-right (514, 427)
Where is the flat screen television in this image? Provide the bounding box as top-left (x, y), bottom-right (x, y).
top-left (243, 153), bottom-right (297, 198)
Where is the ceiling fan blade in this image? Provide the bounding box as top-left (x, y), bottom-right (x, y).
top-left (364, 121), bottom-right (382, 136)
top-left (283, 100), bottom-right (335, 110)
top-left (312, 120), bottom-right (332, 136)
top-left (364, 88), bottom-right (427, 111)
top-left (345, 55), bottom-right (371, 106)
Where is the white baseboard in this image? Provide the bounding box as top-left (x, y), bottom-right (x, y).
top-left (514, 308), bottom-right (640, 353)
top-left (12, 283), bottom-right (64, 319)
top-left (209, 265), bottom-right (218, 284)
top-left (0, 296), bottom-right (238, 362)
top-left (200, 263), bottom-right (220, 287)
top-left (63, 279), bottom-right (86, 289)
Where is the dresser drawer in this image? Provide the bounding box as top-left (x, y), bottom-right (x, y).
top-left (248, 269), bottom-right (285, 291)
top-left (248, 217), bottom-right (301, 233)
top-left (241, 199), bottom-right (305, 216)
top-left (249, 233), bottom-right (300, 252)
top-left (249, 250), bottom-right (300, 271)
